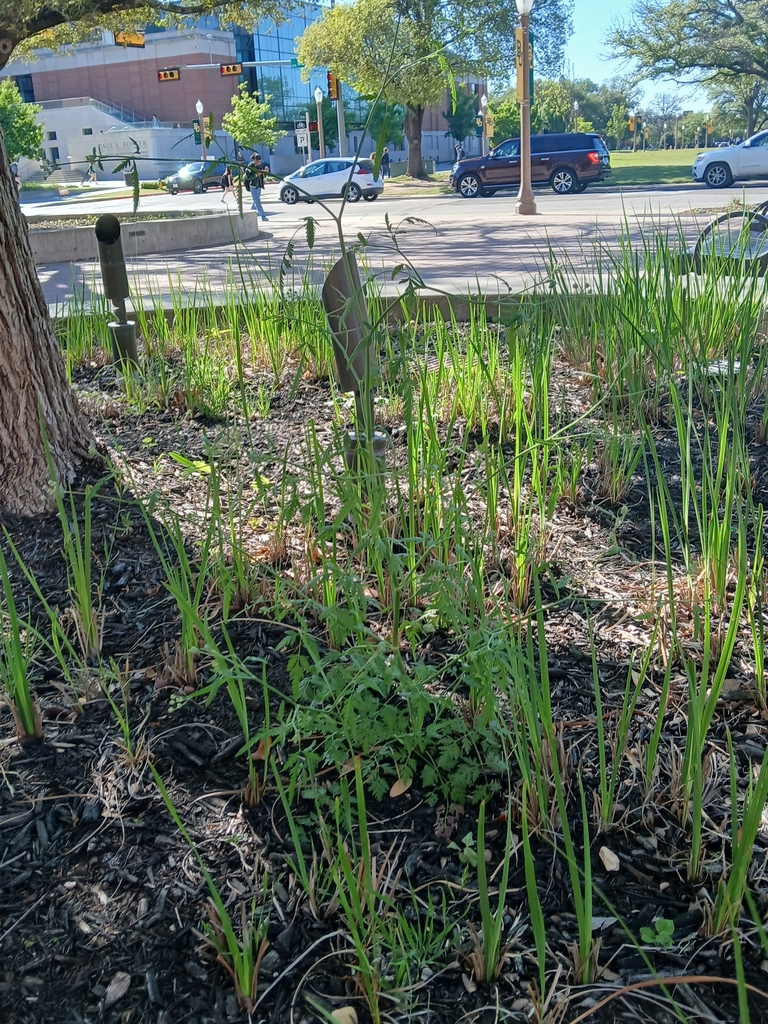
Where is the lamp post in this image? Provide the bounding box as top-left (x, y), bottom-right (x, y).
top-left (663, 122), bottom-right (667, 150)
top-left (195, 99), bottom-right (206, 161)
top-left (572, 98), bottom-right (579, 130)
top-left (480, 93), bottom-right (488, 156)
top-left (515, 0), bottom-right (536, 215)
top-left (314, 86), bottom-right (326, 158)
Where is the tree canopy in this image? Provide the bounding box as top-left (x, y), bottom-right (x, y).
top-left (298, 0), bottom-right (572, 175)
top-left (0, 78), bottom-right (42, 161)
top-left (0, 1), bottom-right (283, 70)
top-left (608, 0), bottom-right (768, 87)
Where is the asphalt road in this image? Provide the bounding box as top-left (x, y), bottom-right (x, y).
top-left (28, 179), bottom-right (768, 307)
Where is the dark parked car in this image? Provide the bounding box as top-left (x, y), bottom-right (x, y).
top-left (163, 161), bottom-right (225, 195)
top-left (450, 132), bottom-right (611, 197)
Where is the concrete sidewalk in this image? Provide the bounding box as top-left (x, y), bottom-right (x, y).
top-left (38, 202), bottom-right (710, 313)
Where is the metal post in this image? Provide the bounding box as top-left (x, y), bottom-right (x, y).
top-left (316, 97), bottom-right (326, 158)
top-left (516, 12), bottom-right (536, 216)
top-left (336, 81), bottom-right (346, 157)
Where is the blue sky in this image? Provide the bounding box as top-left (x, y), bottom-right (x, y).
top-left (564, 0), bottom-right (708, 107)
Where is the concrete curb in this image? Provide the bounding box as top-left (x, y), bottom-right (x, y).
top-left (29, 211), bottom-right (260, 264)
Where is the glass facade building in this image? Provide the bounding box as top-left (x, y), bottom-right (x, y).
top-left (243, 4), bottom-right (329, 124)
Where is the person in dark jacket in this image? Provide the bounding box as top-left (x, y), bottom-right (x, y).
top-left (244, 153), bottom-right (269, 219)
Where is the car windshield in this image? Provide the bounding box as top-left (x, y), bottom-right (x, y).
top-left (178, 163), bottom-right (204, 175)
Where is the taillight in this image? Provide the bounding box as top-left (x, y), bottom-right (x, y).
top-left (587, 151), bottom-right (600, 164)
top-left (355, 167), bottom-right (370, 175)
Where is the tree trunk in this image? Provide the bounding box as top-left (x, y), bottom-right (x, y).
top-left (746, 96), bottom-right (756, 138)
top-left (0, 131), bottom-right (93, 515)
top-left (404, 104), bottom-right (428, 179)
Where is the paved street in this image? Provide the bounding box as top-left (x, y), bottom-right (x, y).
top-left (27, 180), bottom-right (768, 308)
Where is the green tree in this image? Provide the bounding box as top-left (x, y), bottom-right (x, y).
top-left (298, 0), bottom-right (572, 178)
top-left (0, 78), bottom-right (42, 161)
top-left (707, 74), bottom-right (768, 137)
top-left (609, 0), bottom-right (768, 136)
top-left (606, 104), bottom-right (628, 150)
top-left (488, 95), bottom-right (520, 142)
top-left (0, 0), bottom-right (281, 516)
top-left (222, 83), bottom-right (285, 151)
top-left (442, 90), bottom-right (478, 145)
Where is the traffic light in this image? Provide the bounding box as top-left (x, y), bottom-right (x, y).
top-left (158, 67), bottom-right (180, 82)
top-left (629, 115), bottom-right (636, 132)
top-left (220, 63), bottom-right (242, 76)
top-left (327, 72), bottom-right (339, 101)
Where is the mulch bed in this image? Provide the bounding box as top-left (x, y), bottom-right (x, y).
top-left (2, 350), bottom-right (768, 1024)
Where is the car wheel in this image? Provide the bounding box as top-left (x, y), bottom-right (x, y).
top-left (458, 173), bottom-right (483, 198)
top-left (704, 162), bottom-right (733, 188)
top-left (281, 186), bottom-right (299, 205)
top-left (364, 193), bottom-right (378, 201)
top-left (171, 188), bottom-right (178, 195)
top-left (577, 182), bottom-right (589, 193)
top-left (551, 167), bottom-right (577, 194)
top-left (345, 182), bottom-right (362, 202)
top-left (193, 179), bottom-right (203, 194)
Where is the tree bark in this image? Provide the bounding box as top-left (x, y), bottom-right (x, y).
top-left (0, 129), bottom-right (94, 514)
top-left (404, 104), bottom-right (428, 179)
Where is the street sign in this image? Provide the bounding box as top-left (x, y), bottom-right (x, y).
top-left (515, 31), bottom-right (534, 103)
top-left (290, 58), bottom-right (304, 69)
top-left (115, 31), bottom-right (145, 48)
top-left (296, 131), bottom-right (310, 148)
top-left (294, 118), bottom-right (308, 131)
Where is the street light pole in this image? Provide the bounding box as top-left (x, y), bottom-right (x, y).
top-left (195, 99), bottom-right (206, 161)
top-left (515, 0), bottom-right (536, 216)
top-left (480, 93), bottom-right (488, 156)
top-left (314, 86), bottom-right (326, 158)
top-left (572, 98), bottom-right (579, 131)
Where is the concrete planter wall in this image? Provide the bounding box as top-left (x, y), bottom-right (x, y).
top-left (29, 211), bottom-right (260, 265)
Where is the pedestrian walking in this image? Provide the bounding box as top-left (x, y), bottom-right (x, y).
top-left (381, 147), bottom-right (391, 178)
top-left (220, 165), bottom-right (236, 202)
top-left (244, 153), bottom-right (269, 220)
top-left (454, 142), bottom-right (465, 162)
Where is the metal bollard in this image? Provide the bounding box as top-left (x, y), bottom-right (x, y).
top-left (321, 252), bottom-right (387, 473)
top-left (94, 214), bottom-right (139, 369)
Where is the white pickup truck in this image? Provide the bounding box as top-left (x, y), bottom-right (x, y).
top-left (693, 131), bottom-right (768, 188)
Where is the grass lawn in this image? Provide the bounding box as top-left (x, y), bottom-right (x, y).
top-left (609, 147), bottom-right (706, 186)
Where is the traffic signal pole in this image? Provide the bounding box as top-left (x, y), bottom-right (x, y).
top-left (336, 81), bottom-right (346, 157)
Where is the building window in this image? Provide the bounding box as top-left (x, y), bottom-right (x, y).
top-left (82, 128), bottom-right (93, 136)
top-left (13, 75), bottom-right (34, 102)
top-left (50, 147), bottom-right (60, 162)
top-left (48, 131), bottom-right (57, 141)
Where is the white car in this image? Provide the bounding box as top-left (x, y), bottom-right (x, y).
top-left (693, 130), bottom-right (768, 188)
top-left (279, 157), bottom-right (384, 205)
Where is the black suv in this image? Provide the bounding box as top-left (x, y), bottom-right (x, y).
top-left (450, 132), bottom-right (611, 197)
